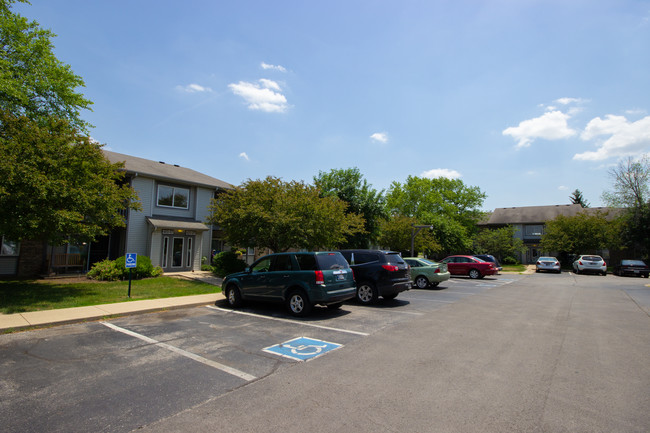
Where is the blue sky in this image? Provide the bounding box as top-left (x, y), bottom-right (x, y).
top-left (16, 0), bottom-right (650, 211)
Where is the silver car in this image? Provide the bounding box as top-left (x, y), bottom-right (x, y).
top-left (572, 255), bottom-right (607, 276)
top-left (536, 256), bottom-right (561, 273)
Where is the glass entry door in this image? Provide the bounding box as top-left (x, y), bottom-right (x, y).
top-left (161, 234), bottom-right (195, 272)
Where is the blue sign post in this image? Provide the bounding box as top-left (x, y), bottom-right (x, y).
top-left (125, 253), bottom-right (137, 298)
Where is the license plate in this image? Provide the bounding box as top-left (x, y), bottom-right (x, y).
top-left (336, 274), bottom-right (345, 280)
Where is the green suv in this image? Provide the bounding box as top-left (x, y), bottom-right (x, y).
top-left (221, 252), bottom-right (356, 316)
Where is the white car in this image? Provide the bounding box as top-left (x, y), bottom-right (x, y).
top-left (572, 255), bottom-right (607, 276)
top-left (536, 256), bottom-right (561, 273)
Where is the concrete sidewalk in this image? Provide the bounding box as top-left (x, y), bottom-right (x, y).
top-left (0, 271), bottom-right (225, 332)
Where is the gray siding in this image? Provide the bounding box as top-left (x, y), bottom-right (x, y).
top-left (126, 176), bottom-right (155, 257)
top-left (195, 187), bottom-right (214, 267)
top-left (0, 257), bottom-right (18, 275)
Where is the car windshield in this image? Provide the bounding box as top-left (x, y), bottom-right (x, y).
top-left (583, 256), bottom-right (603, 261)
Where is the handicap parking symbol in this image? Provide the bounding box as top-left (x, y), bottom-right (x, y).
top-left (263, 337), bottom-right (342, 362)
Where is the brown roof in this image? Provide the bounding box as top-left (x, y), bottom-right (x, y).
top-left (484, 204), bottom-right (584, 225)
top-left (104, 150), bottom-right (233, 190)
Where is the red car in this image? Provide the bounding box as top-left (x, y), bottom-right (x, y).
top-left (440, 255), bottom-right (498, 279)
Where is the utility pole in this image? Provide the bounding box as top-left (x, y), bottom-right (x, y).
top-left (411, 224), bottom-right (434, 257)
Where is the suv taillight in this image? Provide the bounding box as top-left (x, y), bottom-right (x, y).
top-left (315, 270), bottom-right (324, 285)
top-left (382, 264), bottom-right (399, 272)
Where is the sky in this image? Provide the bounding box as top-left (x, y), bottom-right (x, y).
top-left (15, 0), bottom-right (650, 211)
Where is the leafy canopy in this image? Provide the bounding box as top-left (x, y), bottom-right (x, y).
top-left (385, 176), bottom-right (486, 254)
top-left (314, 167), bottom-right (387, 248)
top-left (0, 0), bottom-right (92, 131)
top-left (473, 225), bottom-right (525, 262)
top-left (540, 211), bottom-right (621, 256)
top-left (377, 215), bottom-right (440, 256)
top-left (0, 111), bottom-right (140, 244)
top-left (208, 176), bottom-right (364, 252)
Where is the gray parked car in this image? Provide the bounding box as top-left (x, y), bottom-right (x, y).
top-left (536, 256), bottom-right (561, 273)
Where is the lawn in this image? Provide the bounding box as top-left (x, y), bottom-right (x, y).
top-left (0, 277), bottom-right (220, 314)
top-left (501, 264), bottom-right (527, 273)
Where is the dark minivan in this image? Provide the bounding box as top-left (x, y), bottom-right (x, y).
top-left (337, 249), bottom-right (411, 304)
top-left (221, 252), bottom-right (356, 316)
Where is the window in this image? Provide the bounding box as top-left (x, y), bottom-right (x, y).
top-left (157, 185), bottom-right (189, 209)
top-left (1, 236), bottom-right (19, 256)
top-left (525, 225), bottom-right (543, 237)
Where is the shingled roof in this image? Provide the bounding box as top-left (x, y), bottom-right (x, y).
top-left (104, 150), bottom-right (233, 190)
top-left (484, 204), bottom-right (584, 225)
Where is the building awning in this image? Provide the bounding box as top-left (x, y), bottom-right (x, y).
top-left (146, 217), bottom-right (209, 231)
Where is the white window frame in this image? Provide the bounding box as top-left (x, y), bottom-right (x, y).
top-left (157, 185), bottom-right (190, 210)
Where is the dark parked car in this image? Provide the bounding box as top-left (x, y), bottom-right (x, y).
top-left (473, 254), bottom-right (502, 272)
top-left (221, 251), bottom-right (356, 316)
top-left (337, 250), bottom-right (411, 304)
top-left (440, 255), bottom-right (498, 279)
top-left (613, 259), bottom-right (649, 278)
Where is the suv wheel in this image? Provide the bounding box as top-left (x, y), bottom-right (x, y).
top-left (468, 269), bottom-right (481, 279)
top-left (286, 290), bottom-right (312, 317)
top-left (356, 282), bottom-right (378, 304)
top-left (414, 276), bottom-right (429, 289)
top-left (225, 285), bottom-right (242, 308)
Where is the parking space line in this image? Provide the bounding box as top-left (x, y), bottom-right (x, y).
top-left (206, 306), bottom-right (370, 336)
top-left (101, 322), bottom-right (257, 382)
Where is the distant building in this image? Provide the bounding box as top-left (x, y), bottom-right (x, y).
top-left (479, 204), bottom-right (615, 264)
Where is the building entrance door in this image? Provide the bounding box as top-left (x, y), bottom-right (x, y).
top-left (161, 234), bottom-right (195, 272)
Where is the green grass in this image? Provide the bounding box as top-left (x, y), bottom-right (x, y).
top-left (0, 277), bottom-right (220, 314)
top-left (501, 264), bottom-right (527, 273)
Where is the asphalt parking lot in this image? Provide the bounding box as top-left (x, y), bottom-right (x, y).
top-left (2, 272), bottom-right (649, 432)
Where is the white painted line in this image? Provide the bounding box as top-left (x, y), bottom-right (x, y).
top-left (101, 322), bottom-right (256, 382)
top-left (206, 305), bottom-right (370, 336)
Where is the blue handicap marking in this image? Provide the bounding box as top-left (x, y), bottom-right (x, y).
top-left (263, 337), bottom-right (342, 362)
top-left (125, 253), bottom-right (137, 268)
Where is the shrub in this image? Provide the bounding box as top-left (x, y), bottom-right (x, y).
top-left (212, 251), bottom-right (247, 277)
top-left (88, 255), bottom-right (162, 281)
top-left (502, 256), bottom-right (519, 265)
top-left (87, 259), bottom-right (122, 281)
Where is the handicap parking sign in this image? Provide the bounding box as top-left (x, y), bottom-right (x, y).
top-left (125, 253), bottom-right (137, 268)
top-left (263, 337), bottom-right (342, 362)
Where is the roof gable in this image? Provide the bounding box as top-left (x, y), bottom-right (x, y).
top-left (104, 150), bottom-right (233, 190)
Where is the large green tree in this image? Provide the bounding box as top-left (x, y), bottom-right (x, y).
top-left (0, 112), bottom-right (139, 245)
top-left (385, 176), bottom-right (486, 255)
top-left (540, 211), bottom-right (621, 257)
top-left (601, 155), bottom-right (650, 257)
top-left (208, 176), bottom-right (364, 252)
top-left (0, 0), bottom-right (92, 131)
top-left (313, 167), bottom-right (387, 248)
top-left (473, 226), bottom-right (525, 262)
top-left (377, 215), bottom-right (440, 256)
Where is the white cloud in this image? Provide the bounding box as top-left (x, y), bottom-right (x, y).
top-left (228, 79), bottom-right (288, 113)
top-left (574, 115), bottom-right (650, 161)
top-left (239, 152), bottom-right (250, 161)
top-left (421, 168), bottom-right (462, 179)
top-left (177, 83), bottom-right (212, 93)
top-left (503, 110), bottom-right (577, 148)
top-left (558, 185), bottom-right (568, 190)
top-left (261, 62), bottom-right (287, 72)
top-left (555, 97), bottom-right (582, 105)
top-left (370, 132), bottom-right (388, 143)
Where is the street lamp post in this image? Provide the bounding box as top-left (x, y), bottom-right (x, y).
top-left (411, 224), bottom-right (434, 257)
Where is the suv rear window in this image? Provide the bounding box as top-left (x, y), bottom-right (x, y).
top-left (384, 252), bottom-right (406, 265)
top-left (315, 253), bottom-right (350, 270)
